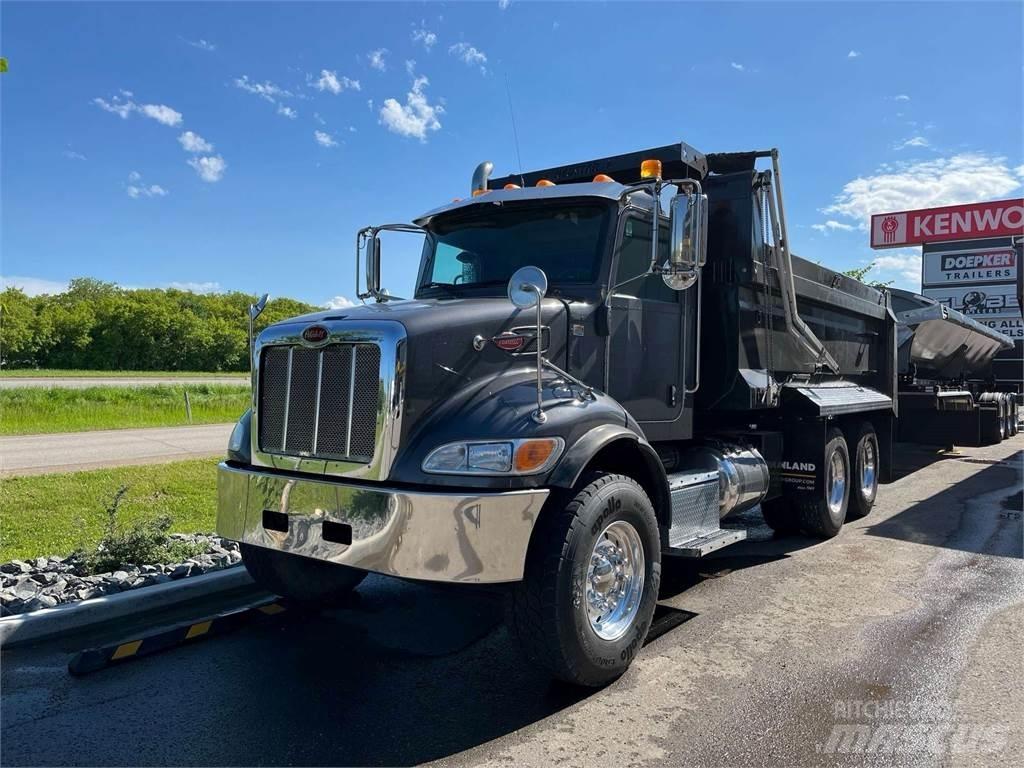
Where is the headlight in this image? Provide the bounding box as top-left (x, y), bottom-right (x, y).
top-left (423, 437), bottom-right (564, 476)
top-left (227, 409), bottom-right (252, 462)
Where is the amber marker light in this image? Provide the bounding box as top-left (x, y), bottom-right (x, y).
top-left (513, 438), bottom-right (559, 473)
top-left (593, 174), bottom-right (615, 183)
top-left (640, 159), bottom-right (662, 180)
top-left (535, 179), bottom-right (556, 187)
top-left (472, 188), bottom-right (490, 197)
top-left (504, 183), bottom-right (522, 190)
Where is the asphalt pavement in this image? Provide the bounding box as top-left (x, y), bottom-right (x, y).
top-left (0, 424), bottom-right (233, 476)
top-left (0, 376), bottom-right (248, 389)
top-left (2, 438), bottom-right (1021, 767)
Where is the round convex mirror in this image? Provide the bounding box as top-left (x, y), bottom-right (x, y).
top-left (508, 266), bottom-right (549, 309)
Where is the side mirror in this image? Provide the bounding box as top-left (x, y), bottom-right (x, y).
top-left (367, 235), bottom-right (382, 297)
top-left (249, 293), bottom-right (269, 321)
top-left (664, 192), bottom-right (708, 290)
top-left (508, 266), bottom-right (548, 309)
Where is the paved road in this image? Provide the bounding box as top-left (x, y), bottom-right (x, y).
top-left (0, 376), bottom-right (248, 389)
top-left (0, 424), bottom-right (233, 476)
top-left (2, 438), bottom-right (1021, 767)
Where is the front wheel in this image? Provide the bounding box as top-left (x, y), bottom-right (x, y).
top-left (510, 473), bottom-right (661, 687)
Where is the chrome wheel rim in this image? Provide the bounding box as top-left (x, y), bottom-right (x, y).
top-left (859, 439), bottom-right (877, 500)
top-left (827, 450), bottom-right (847, 515)
top-left (586, 520), bottom-right (645, 641)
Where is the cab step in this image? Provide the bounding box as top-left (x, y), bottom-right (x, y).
top-left (666, 528), bottom-right (747, 558)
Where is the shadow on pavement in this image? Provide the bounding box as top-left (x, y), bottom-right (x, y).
top-left (866, 450), bottom-right (1023, 557)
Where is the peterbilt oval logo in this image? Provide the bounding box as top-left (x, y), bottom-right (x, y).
top-left (492, 333), bottom-right (527, 352)
top-left (302, 325), bottom-right (329, 344)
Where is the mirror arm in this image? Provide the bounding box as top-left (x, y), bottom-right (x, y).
top-left (355, 223), bottom-right (425, 303)
top-left (527, 285), bottom-right (547, 424)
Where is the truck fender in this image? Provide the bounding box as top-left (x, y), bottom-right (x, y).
top-left (548, 424), bottom-right (671, 532)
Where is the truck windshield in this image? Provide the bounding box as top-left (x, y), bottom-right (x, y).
top-left (417, 202), bottom-right (610, 296)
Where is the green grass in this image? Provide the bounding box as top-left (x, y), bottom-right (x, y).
top-left (0, 385), bottom-right (250, 435)
top-left (1, 459), bottom-right (218, 562)
top-left (0, 369), bottom-right (247, 378)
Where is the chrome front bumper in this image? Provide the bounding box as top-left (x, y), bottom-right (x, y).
top-left (217, 463), bottom-right (549, 584)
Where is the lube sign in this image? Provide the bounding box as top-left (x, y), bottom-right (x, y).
top-left (870, 198), bottom-right (1024, 249)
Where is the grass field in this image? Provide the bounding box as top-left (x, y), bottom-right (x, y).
top-left (1, 385), bottom-right (250, 435)
top-left (0, 369), bottom-right (247, 378)
top-left (1, 459), bottom-right (218, 562)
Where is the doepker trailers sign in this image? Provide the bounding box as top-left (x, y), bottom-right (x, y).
top-left (923, 247), bottom-right (1017, 285)
top-left (870, 198), bottom-right (1024, 249)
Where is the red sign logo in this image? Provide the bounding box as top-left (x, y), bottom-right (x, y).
top-left (302, 325), bottom-right (329, 344)
top-left (881, 216), bottom-right (898, 244)
top-left (492, 333), bottom-right (527, 352)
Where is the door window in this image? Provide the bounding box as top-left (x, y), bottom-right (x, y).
top-left (614, 218), bottom-right (677, 303)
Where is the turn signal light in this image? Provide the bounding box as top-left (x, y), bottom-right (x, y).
top-left (513, 439), bottom-right (559, 473)
top-left (640, 159), bottom-right (662, 180)
top-left (535, 179), bottom-right (556, 187)
top-left (504, 183), bottom-right (521, 190)
top-left (452, 197), bottom-right (462, 202)
top-left (593, 174), bottom-right (615, 183)
top-left (472, 188), bottom-right (490, 197)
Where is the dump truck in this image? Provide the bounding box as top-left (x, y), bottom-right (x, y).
top-left (217, 143), bottom-right (1012, 687)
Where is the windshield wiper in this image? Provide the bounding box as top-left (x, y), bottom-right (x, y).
top-left (419, 281), bottom-right (459, 295)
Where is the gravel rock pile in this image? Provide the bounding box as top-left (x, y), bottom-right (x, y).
top-left (0, 534), bottom-right (242, 617)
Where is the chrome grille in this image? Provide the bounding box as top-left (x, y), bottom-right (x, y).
top-left (259, 343), bottom-right (382, 462)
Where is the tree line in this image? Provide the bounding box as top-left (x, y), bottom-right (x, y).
top-left (1, 278), bottom-right (321, 371)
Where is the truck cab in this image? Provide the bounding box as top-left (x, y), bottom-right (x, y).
top-left (218, 143), bottom-right (900, 686)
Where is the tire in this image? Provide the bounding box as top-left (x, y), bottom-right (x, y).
top-left (847, 422), bottom-right (879, 519)
top-left (509, 473), bottom-right (661, 688)
top-left (240, 544), bottom-right (366, 604)
top-left (797, 428), bottom-right (850, 539)
top-left (760, 496), bottom-right (800, 535)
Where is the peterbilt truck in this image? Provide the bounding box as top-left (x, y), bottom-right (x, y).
top-left (219, 142), bottom-right (982, 686)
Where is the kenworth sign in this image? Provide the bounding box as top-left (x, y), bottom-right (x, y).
top-left (870, 199), bottom-right (1024, 249)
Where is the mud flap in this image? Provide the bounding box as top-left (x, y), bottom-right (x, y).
top-left (780, 417), bottom-right (826, 502)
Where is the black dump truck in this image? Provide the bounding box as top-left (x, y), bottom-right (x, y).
top-left (218, 143), bottom-right (1015, 686)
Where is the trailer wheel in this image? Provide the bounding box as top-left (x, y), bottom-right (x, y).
top-left (509, 473), bottom-right (661, 688)
top-left (760, 497), bottom-right (800, 535)
top-left (847, 423), bottom-right (879, 519)
top-left (240, 544), bottom-right (366, 604)
top-left (797, 428), bottom-right (850, 538)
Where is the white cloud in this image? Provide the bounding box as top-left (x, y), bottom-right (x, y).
top-left (313, 69), bottom-right (360, 94)
top-left (184, 38), bottom-right (216, 52)
top-left (313, 112), bottom-right (326, 125)
top-left (0, 275), bottom-right (70, 296)
top-left (730, 62), bottom-right (745, 72)
top-left (368, 48), bottom-right (388, 72)
top-left (405, 59), bottom-right (417, 76)
top-left (168, 281), bottom-right (222, 293)
top-left (62, 149), bottom-right (87, 161)
top-left (811, 220), bottom-right (856, 234)
top-left (872, 250), bottom-right (922, 289)
top-left (177, 131), bottom-right (214, 153)
top-left (499, 0), bottom-right (511, 9)
top-left (324, 295), bottom-right (357, 309)
top-left (234, 75), bottom-right (292, 103)
top-left (137, 103), bottom-right (183, 126)
top-left (823, 153), bottom-right (1024, 230)
top-left (124, 170), bottom-right (168, 199)
top-left (93, 93), bottom-right (182, 125)
top-left (449, 42), bottom-right (488, 73)
top-left (412, 26), bottom-right (437, 51)
top-left (314, 130), bottom-right (338, 148)
top-left (367, 98), bottom-right (375, 111)
top-left (379, 75), bottom-right (443, 141)
top-left (893, 94), bottom-right (911, 102)
top-left (187, 155), bottom-right (227, 182)
top-left (893, 135), bottom-right (930, 151)
top-left (277, 104), bottom-right (298, 119)
top-left (847, 50), bottom-right (861, 59)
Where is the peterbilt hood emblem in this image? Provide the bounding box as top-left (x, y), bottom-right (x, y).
top-left (302, 325), bottom-right (330, 344)
top-left (491, 332), bottom-right (528, 352)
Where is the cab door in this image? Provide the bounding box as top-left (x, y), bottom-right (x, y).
top-left (607, 215), bottom-right (684, 425)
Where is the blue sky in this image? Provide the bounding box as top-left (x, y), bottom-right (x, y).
top-left (2, 1), bottom-right (1022, 306)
